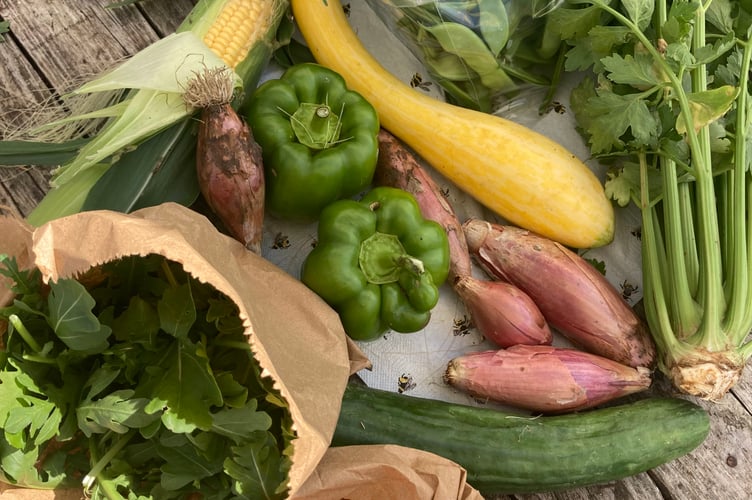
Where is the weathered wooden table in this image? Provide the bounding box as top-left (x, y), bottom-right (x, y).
top-left (0, 1), bottom-right (750, 499)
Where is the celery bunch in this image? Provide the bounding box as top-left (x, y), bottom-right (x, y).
top-left (560, 0), bottom-right (752, 399)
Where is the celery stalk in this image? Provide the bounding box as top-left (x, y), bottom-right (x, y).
top-left (567, 0), bottom-right (752, 399)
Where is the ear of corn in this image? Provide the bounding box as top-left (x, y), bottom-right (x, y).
top-left (201, 0), bottom-right (276, 69)
top-left (181, 0), bottom-right (287, 104)
top-left (16, 0), bottom-right (289, 225)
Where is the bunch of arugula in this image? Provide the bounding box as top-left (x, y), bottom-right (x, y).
top-left (546, 0), bottom-right (752, 400)
top-left (0, 253), bottom-right (293, 499)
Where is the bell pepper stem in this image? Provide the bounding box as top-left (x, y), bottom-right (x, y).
top-left (290, 101), bottom-right (343, 150)
top-left (359, 232), bottom-right (416, 284)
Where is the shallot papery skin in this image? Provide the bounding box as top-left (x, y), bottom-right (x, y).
top-left (462, 219), bottom-right (656, 369)
top-left (197, 103), bottom-right (265, 254)
top-left (454, 275), bottom-right (552, 347)
top-left (374, 129), bottom-right (472, 280)
top-left (444, 345), bottom-right (652, 414)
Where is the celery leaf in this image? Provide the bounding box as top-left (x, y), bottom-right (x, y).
top-left (581, 90), bottom-right (659, 153)
top-left (621, 0), bottom-right (654, 31)
top-left (677, 86), bottom-right (738, 134)
top-left (601, 52), bottom-right (662, 87)
top-left (604, 166), bottom-right (639, 207)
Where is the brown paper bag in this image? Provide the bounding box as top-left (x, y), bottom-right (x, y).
top-left (0, 202), bottom-right (481, 499)
top-left (0, 203), bottom-right (354, 497)
top-left (293, 444), bottom-right (484, 500)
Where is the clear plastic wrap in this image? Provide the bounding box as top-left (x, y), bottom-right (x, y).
top-left (365, 0), bottom-right (565, 112)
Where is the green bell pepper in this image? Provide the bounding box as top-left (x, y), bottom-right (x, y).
top-left (301, 187), bottom-right (450, 341)
top-left (246, 63), bottom-right (380, 220)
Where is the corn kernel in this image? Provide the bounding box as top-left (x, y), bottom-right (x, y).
top-left (202, 0), bottom-right (275, 69)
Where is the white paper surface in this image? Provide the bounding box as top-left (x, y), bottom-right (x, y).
top-left (261, 3), bottom-right (643, 408)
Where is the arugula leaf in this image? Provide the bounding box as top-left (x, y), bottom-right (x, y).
top-left (112, 295), bottom-right (160, 345)
top-left (0, 256), bottom-right (41, 297)
top-left (77, 389), bottom-right (160, 436)
top-left (215, 371), bottom-right (249, 408)
top-left (0, 433), bottom-right (69, 489)
top-left (0, 255), bottom-right (294, 497)
top-left (158, 282), bottom-right (196, 340)
top-left (206, 297), bottom-right (245, 336)
top-left (0, 20), bottom-right (8, 42)
top-left (0, 370), bottom-right (62, 447)
top-left (225, 432), bottom-right (288, 500)
top-left (47, 279), bottom-right (111, 352)
top-left (81, 365), bottom-right (121, 402)
top-left (144, 339), bottom-right (223, 433)
top-left (211, 399), bottom-right (272, 444)
top-left (157, 432), bottom-right (226, 490)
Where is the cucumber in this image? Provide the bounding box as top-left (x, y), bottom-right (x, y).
top-left (333, 383), bottom-right (710, 494)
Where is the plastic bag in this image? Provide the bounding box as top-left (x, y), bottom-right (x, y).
top-left (365, 0), bottom-right (565, 112)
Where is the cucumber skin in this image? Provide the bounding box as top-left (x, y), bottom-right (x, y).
top-left (333, 384), bottom-right (710, 494)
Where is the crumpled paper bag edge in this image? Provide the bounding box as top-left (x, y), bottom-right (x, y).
top-left (292, 444), bottom-right (483, 500)
top-left (0, 204), bottom-right (353, 496)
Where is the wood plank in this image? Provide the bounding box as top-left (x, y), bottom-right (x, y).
top-left (732, 351), bottom-right (752, 413)
top-left (0, 19), bottom-right (54, 218)
top-left (494, 473), bottom-right (662, 500)
top-left (137, 0), bottom-right (196, 36)
top-left (0, 0), bottom-right (157, 90)
top-left (644, 376), bottom-right (752, 500)
top-left (0, 2), bottom-right (751, 499)
top-left (0, 0), bottom-right (164, 218)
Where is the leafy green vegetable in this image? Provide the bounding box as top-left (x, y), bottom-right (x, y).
top-left (366, 0), bottom-right (562, 111)
top-left (0, 20), bottom-right (9, 42)
top-left (0, 253), bottom-right (293, 498)
top-left (563, 0), bottom-right (752, 400)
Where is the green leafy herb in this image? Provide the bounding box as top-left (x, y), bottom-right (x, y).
top-left (0, 253), bottom-right (293, 498)
top-left (0, 20), bottom-right (9, 42)
top-left (368, 0), bottom-right (562, 111)
top-left (563, 0), bottom-right (752, 400)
